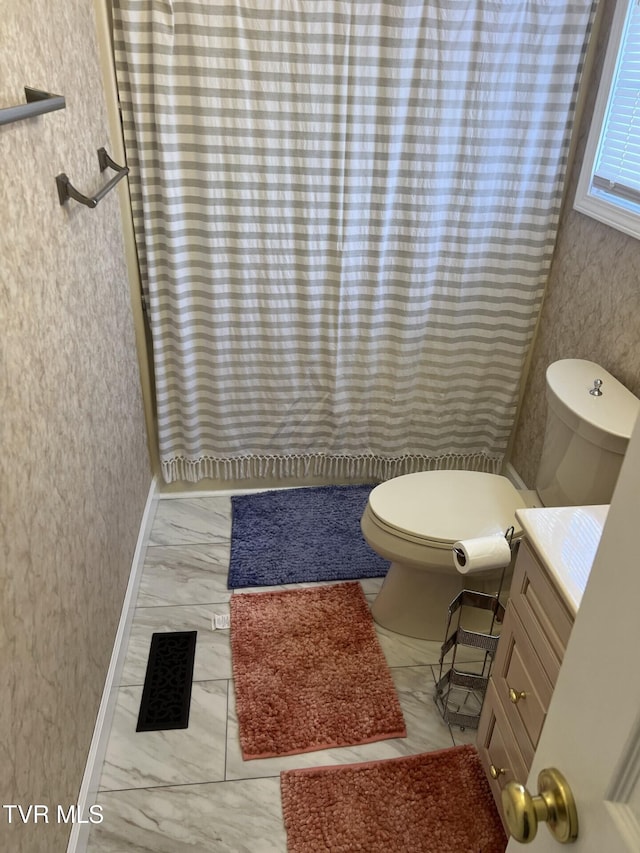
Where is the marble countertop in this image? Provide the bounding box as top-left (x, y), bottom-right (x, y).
top-left (515, 504), bottom-right (609, 615)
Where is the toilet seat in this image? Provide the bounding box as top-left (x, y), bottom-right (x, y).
top-left (368, 470), bottom-right (527, 547)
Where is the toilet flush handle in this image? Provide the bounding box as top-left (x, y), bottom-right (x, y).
top-left (589, 378), bottom-right (603, 396)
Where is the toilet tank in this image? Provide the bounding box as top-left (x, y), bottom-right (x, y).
top-left (536, 359), bottom-right (640, 507)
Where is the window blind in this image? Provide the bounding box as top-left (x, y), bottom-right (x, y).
top-left (593, 0), bottom-right (640, 205)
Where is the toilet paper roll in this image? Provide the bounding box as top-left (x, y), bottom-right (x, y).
top-left (452, 535), bottom-right (512, 575)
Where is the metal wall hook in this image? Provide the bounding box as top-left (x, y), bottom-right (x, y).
top-left (56, 147), bottom-right (129, 208)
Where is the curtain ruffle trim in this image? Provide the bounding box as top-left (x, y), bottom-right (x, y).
top-left (161, 452), bottom-right (503, 484)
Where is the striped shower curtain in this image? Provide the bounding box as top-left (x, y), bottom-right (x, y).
top-left (113, 1), bottom-right (596, 483)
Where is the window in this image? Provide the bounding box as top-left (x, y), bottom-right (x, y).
top-left (574, 0), bottom-right (640, 240)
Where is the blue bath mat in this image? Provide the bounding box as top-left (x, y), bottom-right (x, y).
top-left (228, 485), bottom-right (389, 588)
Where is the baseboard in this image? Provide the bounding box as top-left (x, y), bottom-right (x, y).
top-left (66, 475), bottom-right (159, 853)
top-left (157, 485), bottom-right (297, 499)
top-left (156, 472), bottom-right (377, 496)
top-left (160, 468), bottom-right (530, 499)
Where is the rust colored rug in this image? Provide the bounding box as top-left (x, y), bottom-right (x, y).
top-left (281, 744), bottom-right (507, 853)
top-left (230, 582), bottom-right (406, 759)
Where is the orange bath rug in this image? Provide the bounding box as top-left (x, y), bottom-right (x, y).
top-left (280, 744), bottom-right (507, 853)
top-left (230, 582), bottom-right (406, 759)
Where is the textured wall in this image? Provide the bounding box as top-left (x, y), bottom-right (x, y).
top-left (511, 1), bottom-right (640, 487)
top-left (0, 2), bottom-right (151, 851)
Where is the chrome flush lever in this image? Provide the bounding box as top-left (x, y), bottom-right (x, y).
top-left (589, 378), bottom-right (603, 396)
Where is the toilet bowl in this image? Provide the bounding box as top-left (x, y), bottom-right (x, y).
top-left (361, 359), bottom-right (640, 640)
top-left (361, 470), bottom-right (528, 639)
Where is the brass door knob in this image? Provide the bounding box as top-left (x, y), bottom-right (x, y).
top-left (502, 767), bottom-right (578, 844)
top-left (489, 764), bottom-right (505, 779)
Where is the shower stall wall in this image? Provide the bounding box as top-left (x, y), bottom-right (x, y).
top-left (112, 0), bottom-right (597, 484)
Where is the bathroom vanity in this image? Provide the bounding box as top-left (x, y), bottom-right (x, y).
top-left (476, 504), bottom-right (608, 828)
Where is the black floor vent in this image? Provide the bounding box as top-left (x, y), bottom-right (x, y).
top-left (136, 631), bottom-right (197, 732)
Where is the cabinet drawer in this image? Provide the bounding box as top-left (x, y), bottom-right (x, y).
top-left (492, 606), bottom-right (553, 761)
top-left (510, 541), bottom-right (573, 683)
top-left (477, 679), bottom-right (528, 827)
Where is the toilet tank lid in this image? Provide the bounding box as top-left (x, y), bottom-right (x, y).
top-left (547, 359), bottom-right (639, 441)
top-left (368, 471), bottom-right (527, 544)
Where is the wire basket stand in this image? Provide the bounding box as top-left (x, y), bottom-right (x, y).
top-left (434, 527), bottom-right (516, 730)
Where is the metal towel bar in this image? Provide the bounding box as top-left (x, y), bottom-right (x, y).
top-left (56, 148), bottom-right (129, 208)
top-left (0, 87), bottom-right (66, 127)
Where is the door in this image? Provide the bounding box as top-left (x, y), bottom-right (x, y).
top-left (506, 414), bottom-right (640, 850)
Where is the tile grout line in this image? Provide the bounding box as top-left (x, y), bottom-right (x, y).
top-left (97, 773), bottom-right (283, 797)
top-left (223, 677), bottom-right (230, 782)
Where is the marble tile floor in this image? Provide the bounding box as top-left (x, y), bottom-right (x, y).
top-left (86, 495), bottom-right (479, 853)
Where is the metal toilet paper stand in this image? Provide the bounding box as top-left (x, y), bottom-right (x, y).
top-left (434, 527), bottom-right (516, 730)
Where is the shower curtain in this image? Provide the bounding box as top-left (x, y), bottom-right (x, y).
top-left (113, 1), bottom-right (596, 483)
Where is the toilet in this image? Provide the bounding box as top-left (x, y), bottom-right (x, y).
top-left (361, 359), bottom-right (640, 640)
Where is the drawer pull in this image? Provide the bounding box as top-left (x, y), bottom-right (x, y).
top-left (489, 764), bottom-right (506, 779)
top-left (508, 686), bottom-right (527, 704)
